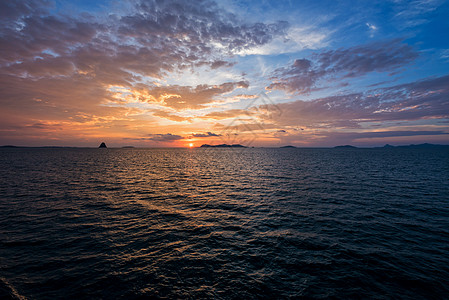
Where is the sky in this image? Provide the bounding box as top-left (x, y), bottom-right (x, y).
top-left (1, 0), bottom-right (448, 147)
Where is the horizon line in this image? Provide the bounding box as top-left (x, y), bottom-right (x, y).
top-left (2, 143), bottom-right (449, 149)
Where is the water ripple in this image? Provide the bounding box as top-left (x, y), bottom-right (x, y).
top-left (0, 147), bottom-right (448, 299)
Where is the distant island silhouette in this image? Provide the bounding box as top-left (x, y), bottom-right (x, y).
top-left (280, 145), bottom-right (297, 148)
top-left (200, 144), bottom-right (247, 148)
top-left (379, 143), bottom-right (449, 149)
top-left (332, 143), bottom-right (449, 149)
top-left (334, 145), bottom-right (358, 149)
top-left (99, 142), bottom-right (107, 148)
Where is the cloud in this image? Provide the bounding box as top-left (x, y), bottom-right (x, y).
top-left (192, 132), bottom-right (221, 137)
top-left (117, 0), bottom-right (288, 58)
top-left (234, 26), bottom-right (327, 56)
top-left (392, 0), bottom-right (442, 29)
top-left (366, 23), bottom-right (378, 37)
top-left (234, 94), bottom-right (258, 99)
top-left (2, 0), bottom-right (292, 146)
top-left (201, 109), bottom-right (253, 120)
top-left (210, 60), bottom-right (235, 69)
top-left (115, 81), bottom-right (249, 110)
top-left (152, 110), bottom-right (192, 122)
top-left (0, 0), bottom-right (287, 72)
top-left (0, 0), bottom-right (282, 120)
top-left (261, 74), bottom-right (449, 128)
top-left (148, 133), bottom-right (184, 142)
top-left (366, 23), bottom-right (377, 31)
top-left (213, 122), bottom-right (278, 133)
top-left (267, 39), bottom-right (418, 94)
top-left (1, 0), bottom-right (447, 147)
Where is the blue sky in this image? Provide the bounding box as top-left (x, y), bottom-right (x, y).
top-left (0, 0), bottom-right (448, 147)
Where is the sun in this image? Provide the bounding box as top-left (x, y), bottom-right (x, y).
top-left (189, 143), bottom-right (194, 148)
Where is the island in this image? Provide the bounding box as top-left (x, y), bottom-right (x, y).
top-left (280, 145), bottom-right (297, 148)
top-left (99, 142), bottom-right (107, 148)
top-left (200, 144), bottom-right (247, 148)
top-left (380, 143), bottom-right (449, 149)
top-left (333, 145), bottom-right (358, 149)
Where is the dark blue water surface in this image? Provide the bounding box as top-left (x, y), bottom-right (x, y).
top-left (1, 147), bottom-right (448, 299)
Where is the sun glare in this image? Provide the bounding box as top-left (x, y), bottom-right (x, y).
top-left (189, 143), bottom-right (194, 148)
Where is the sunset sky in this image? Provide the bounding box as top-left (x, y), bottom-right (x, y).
top-left (1, 0), bottom-right (448, 147)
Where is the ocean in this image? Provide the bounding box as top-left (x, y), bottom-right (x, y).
top-left (1, 147), bottom-right (448, 299)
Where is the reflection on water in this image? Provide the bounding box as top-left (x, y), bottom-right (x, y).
top-left (0, 147), bottom-right (448, 298)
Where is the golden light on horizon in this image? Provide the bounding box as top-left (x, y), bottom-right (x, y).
top-left (189, 143), bottom-right (194, 148)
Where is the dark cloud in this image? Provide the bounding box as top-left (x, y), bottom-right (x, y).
top-left (148, 133), bottom-right (184, 142)
top-left (121, 0), bottom-right (288, 54)
top-left (268, 39), bottom-right (418, 94)
top-left (0, 0), bottom-right (286, 73)
top-left (192, 132), bottom-right (221, 137)
top-left (210, 60), bottom-right (234, 69)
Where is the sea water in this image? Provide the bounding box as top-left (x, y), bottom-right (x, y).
top-left (1, 147), bottom-right (448, 299)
